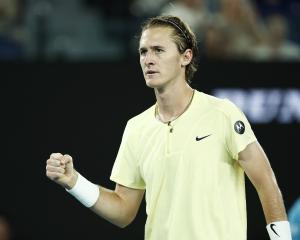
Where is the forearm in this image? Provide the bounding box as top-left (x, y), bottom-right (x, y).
top-left (65, 172), bottom-right (133, 227)
top-left (256, 176), bottom-right (287, 224)
top-left (238, 140), bottom-right (291, 239)
top-left (91, 187), bottom-right (132, 228)
top-left (47, 154), bottom-right (143, 228)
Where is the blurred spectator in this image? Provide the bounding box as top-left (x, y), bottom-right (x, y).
top-left (160, 0), bottom-right (212, 42)
top-left (0, 0), bottom-right (24, 59)
top-left (0, 211), bottom-right (12, 240)
top-left (254, 0), bottom-right (300, 44)
top-left (1, 0), bottom-right (298, 62)
top-left (288, 197), bottom-right (300, 240)
top-left (205, 0), bottom-right (265, 60)
top-left (250, 14), bottom-right (300, 61)
top-left (201, 18), bottom-right (232, 60)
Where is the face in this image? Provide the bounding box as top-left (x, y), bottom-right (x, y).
top-left (139, 27), bottom-right (187, 89)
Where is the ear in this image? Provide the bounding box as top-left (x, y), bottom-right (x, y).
top-left (181, 49), bottom-right (193, 67)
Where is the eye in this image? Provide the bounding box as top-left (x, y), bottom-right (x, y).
top-left (155, 48), bottom-right (164, 53)
top-left (140, 49), bottom-right (147, 56)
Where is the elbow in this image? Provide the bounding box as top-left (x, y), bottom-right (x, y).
top-left (115, 216), bottom-right (135, 228)
top-left (116, 222), bottom-right (130, 229)
top-left (112, 192), bottom-right (141, 228)
top-left (113, 210), bottom-right (137, 228)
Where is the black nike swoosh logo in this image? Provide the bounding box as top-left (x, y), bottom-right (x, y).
top-left (196, 134), bottom-right (211, 141)
top-left (270, 223), bottom-right (280, 237)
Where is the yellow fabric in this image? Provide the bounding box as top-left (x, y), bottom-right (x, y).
top-left (110, 90), bottom-right (257, 240)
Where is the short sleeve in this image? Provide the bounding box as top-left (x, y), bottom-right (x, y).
top-left (110, 120), bottom-right (146, 189)
top-left (224, 99), bottom-right (257, 160)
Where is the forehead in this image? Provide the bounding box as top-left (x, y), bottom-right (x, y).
top-left (139, 27), bottom-right (175, 48)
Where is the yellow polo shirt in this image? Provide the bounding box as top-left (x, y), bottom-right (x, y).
top-left (110, 90), bottom-right (257, 240)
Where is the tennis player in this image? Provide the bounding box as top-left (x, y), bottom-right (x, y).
top-left (46, 15), bottom-right (291, 240)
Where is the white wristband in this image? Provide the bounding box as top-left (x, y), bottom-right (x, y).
top-left (66, 173), bottom-right (100, 208)
top-left (266, 221), bottom-right (292, 240)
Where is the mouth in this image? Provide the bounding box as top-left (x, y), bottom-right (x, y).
top-left (145, 70), bottom-right (159, 75)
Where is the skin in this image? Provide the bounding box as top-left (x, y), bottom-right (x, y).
top-left (46, 26), bottom-right (287, 228)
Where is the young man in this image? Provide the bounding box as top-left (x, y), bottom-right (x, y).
top-left (46, 15), bottom-right (291, 240)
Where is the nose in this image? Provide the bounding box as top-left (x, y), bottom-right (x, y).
top-left (143, 52), bottom-right (155, 66)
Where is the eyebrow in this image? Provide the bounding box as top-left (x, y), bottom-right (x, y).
top-left (138, 45), bottom-right (165, 52)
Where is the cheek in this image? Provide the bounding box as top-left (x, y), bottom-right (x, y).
top-left (165, 56), bottom-right (181, 72)
top-left (140, 57), bottom-right (146, 70)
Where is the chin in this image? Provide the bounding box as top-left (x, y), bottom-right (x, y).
top-left (145, 81), bottom-right (157, 88)
top-left (145, 77), bottom-right (166, 89)
top-left (145, 78), bottom-right (158, 88)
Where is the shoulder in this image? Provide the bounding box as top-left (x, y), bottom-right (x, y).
top-left (199, 92), bottom-right (242, 118)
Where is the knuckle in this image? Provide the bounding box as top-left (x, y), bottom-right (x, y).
top-left (46, 171), bottom-right (52, 178)
top-left (50, 153), bottom-right (63, 159)
top-left (63, 154), bottom-right (72, 161)
top-left (47, 166), bottom-right (55, 172)
top-left (46, 171), bottom-right (60, 181)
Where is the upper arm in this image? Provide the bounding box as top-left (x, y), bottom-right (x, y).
top-left (238, 141), bottom-right (277, 189)
top-left (114, 183), bottom-right (145, 220)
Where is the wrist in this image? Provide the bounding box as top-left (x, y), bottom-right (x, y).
top-left (65, 170), bottom-right (78, 190)
top-left (266, 221), bottom-right (292, 240)
top-left (65, 173), bottom-right (100, 207)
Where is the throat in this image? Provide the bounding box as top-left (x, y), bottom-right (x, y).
top-left (155, 89), bottom-right (195, 124)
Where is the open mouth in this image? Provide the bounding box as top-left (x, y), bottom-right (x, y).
top-left (146, 70), bottom-right (158, 75)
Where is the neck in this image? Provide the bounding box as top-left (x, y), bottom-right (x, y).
top-left (155, 83), bottom-right (194, 123)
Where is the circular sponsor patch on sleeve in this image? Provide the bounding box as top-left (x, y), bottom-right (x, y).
top-left (234, 121), bottom-right (245, 134)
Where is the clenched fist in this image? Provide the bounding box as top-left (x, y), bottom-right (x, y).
top-left (46, 153), bottom-right (78, 189)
